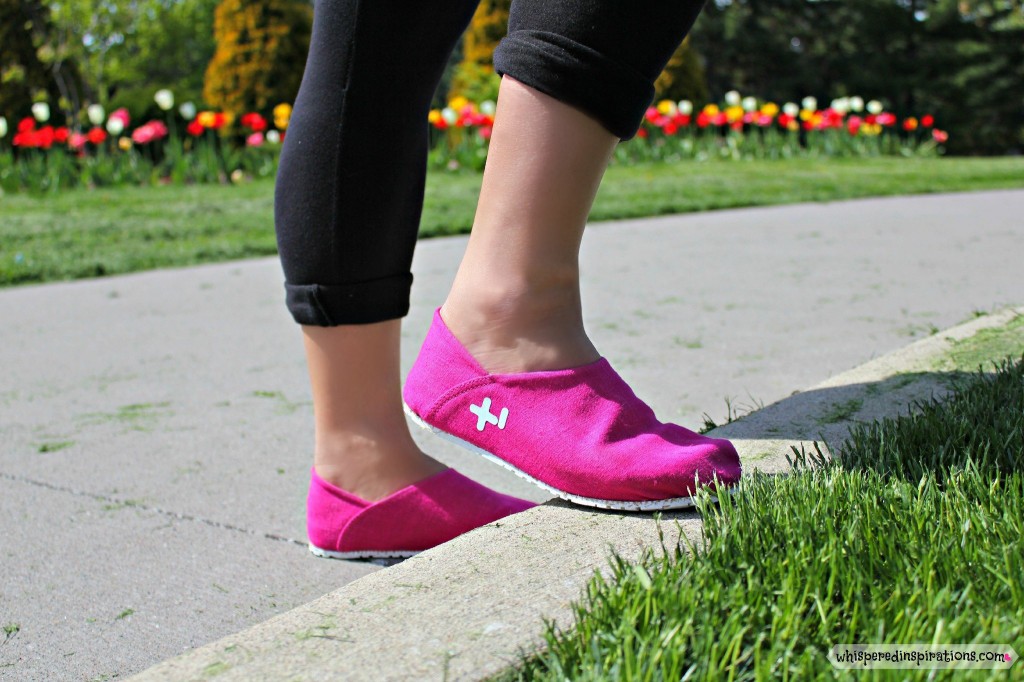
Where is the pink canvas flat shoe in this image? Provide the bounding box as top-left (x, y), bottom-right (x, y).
top-left (403, 307), bottom-right (742, 511)
top-left (306, 466), bottom-right (536, 559)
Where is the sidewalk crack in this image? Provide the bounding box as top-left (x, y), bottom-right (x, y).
top-left (0, 470), bottom-right (305, 547)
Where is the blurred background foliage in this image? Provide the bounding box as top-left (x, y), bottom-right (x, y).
top-left (1, 0), bottom-right (1020, 155)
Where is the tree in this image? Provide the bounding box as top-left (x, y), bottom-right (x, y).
top-left (450, 0), bottom-right (508, 102)
top-left (203, 0), bottom-right (312, 119)
top-left (654, 37), bottom-right (709, 104)
top-left (0, 0), bottom-right (84, 122)
top-left (688, 0), bottom-right (1024, 154)
top-left (47, 0), bottom-right (140, 111)
top-left (107, 0), bottom-right (220, 120)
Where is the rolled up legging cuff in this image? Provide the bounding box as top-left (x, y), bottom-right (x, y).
top-left (284, 273), bottom-right (414, 326)
top-left (493, 31), bottom-right (653, 141)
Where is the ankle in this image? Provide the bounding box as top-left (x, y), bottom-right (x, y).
top-left (441, 270), bottom-right (599, 373)
top-left (314, 429), bottom-right (446, 502)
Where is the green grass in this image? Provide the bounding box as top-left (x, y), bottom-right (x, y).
top-left (2, 157), bottom-right (1023, 287)
top-left (937, 313), bottom-right (1024, 373)
top-left (500, 353), bottom-right (1024, 681)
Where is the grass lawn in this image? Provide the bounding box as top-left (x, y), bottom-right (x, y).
top-left (2, 156), bottom-right (1023, 288)
top-left (499, 320), bottom-right (1024, 681)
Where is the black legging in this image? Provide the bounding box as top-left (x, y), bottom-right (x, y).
top-left (274, 0), bottom-right (707, 326)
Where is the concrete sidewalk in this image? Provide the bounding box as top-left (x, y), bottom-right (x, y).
top-left (1, 190), bottom-right (1022, 680)
top-left (128, 305), bottom-right (1024, 681)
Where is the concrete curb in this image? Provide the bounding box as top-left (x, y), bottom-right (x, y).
top-left (129, 307), bottom-right (1023, 682)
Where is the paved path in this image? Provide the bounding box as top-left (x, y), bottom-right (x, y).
top-left (1, 190), bottom-right (1021, 680)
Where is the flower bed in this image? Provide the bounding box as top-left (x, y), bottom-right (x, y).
top-left (0, 90), bottom-right (947, 193)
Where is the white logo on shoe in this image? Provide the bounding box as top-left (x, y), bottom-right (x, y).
top-left (470, 397), bottom-right (508, 432)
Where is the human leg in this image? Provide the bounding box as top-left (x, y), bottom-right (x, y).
top-left (274, 0), bottom-right (534, 546)
top-left (405, 0), bottom-right (741, 509)
top-left (274, 0), bottom-right (478, 502)
top-left (442, 0), bottom-right (709, 374)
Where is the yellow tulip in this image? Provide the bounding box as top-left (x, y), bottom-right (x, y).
top-left (703, 104), bottom-right (720, 116)
top-left (428, 110), bottom-right (441, 124)
top-left (448, 95), bottom-right (469, 112)
top-left (760, 102), bottom-right (779, 117)
top-left (799, 109), bottom-right (813, 121)
top-left (118, 136), bottom-right (133, 151)
top-left (726, 106), bottom-right (744, 123)
top-left (197, 111), bottom-right (216, 128)
top-left (656, 99), bottom-right (677, 116)
top-left (273, 103), bottom-right (293, 119)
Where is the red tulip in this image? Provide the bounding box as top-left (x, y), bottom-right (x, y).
top-left (921, 114), bottom-right (934, 128)
top-left (932, 129), bottom-right (949, 143)
top-left (86, 127), bottom-right (107, 144)
top-left (663, 122), bottom-right (678, 136)
top-left (186, 120), bottom-right (205, 136)
top-left (636, 127), bottom-right (648, 138)
top-left (17, 117), bottom-right (35, 133)
top-left (241, 112), bottom-right (268, 132)
top-left (37, 126), bottom-right (55, 148)
top-left (54, 127), bottom-right (70, 143)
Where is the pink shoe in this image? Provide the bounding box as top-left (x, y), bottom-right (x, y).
top-left (403, 308), bottom-right (742, 511)
top-left (306, 466), bottom-right (535, 559)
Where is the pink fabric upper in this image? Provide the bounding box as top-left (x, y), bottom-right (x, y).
top-left (403, 307), bottom-right (742, 502)
top-left (307, 467), bottom-right (534, 553)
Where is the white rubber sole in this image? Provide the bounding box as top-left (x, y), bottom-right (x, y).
top-left (403, 402), bottom-right (731, 512)
top-left (308, 543), bottom-right (420, 560)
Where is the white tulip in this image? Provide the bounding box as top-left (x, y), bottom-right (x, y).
top-left (266, 129), bottom-right (281, 144)
top-left (32, 102), bottom-right (50, 122)
top-left (87, 104), bottom-right (105, 125)
top-left (741, 96), bottom-right (758, 112)
top-left (0, 116), bottom-right (7, 138)
top-left (849, 96), bottom-right (865, 112)
top-left (830, 97), bottom-right (850, 114)
top-left (179, 101), bottom-right (197, 120)
top-left (801, 96), bottom-right (817, 112)
top-left (867, 100), bottom-right (884, 114)
top-left (783, 102), bottom-right (800, 117)
top-left (725, 90), bottom-right (741, 107)
top-left (441, 107), bottom-right (457, 125)
top-left (154, 89), bottom-right (174, 111)
top-left (480, 100), bottom-right (496, 116)
top-left (106, 117), bottom-right (125, 135)
top-left (677, 100), bottom-right (693, 115)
